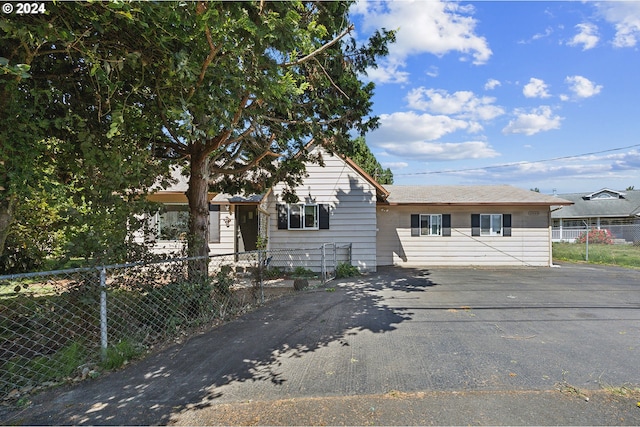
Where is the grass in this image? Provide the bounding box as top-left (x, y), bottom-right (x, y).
top-left (552, 242), bottom-right (640, 269)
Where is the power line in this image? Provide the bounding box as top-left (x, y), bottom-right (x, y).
top-left (394, 143), bottom-right (640, 176)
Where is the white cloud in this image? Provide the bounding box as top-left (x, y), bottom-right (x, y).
top-left (567, 23), bottom-right (599, 50)
top-left (370, 111), bottom-right (471, 143)
top-left (382, 161), bottom-right (409, 169)
top-left (565, 75), bottom-right (603, 99)
top-left (377, 140), bottom-right (499, 161)
top-left (484, 79), bottom-right (501, 90)
top-left (405, 88), bottom-right (505, 121)
top-left (354, 0), bottom-right (492, 85)
top-left (502, 106), bottom-right (563, 136)
top-left (365, 60), bottom-right (410, 84)
top-left (523, 78), bottom-right (551, 99)
top-left (597, 2), bottom-right (640, 48)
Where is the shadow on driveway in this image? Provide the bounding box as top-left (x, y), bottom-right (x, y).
top-left (2, 267), bottom-right (436, 425)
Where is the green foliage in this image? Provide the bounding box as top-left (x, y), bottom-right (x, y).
top-left (100, 340), bottom-right (142, 371)
top-left (292, 266), bottom-right (316, 278)
top-left (349, 137), bottom-right (393, 184)
top-left (264, 266), bottom-right (285, 279)
top-left (335, 262), bottom-right (360, 278)
top-left (215, 265), bottom-right (234, 296)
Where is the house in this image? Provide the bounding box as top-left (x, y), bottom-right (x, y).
top-left (146, 146), bottom-right (572, 270)
top-left (377, 185), bottom-right (571, 267)
top-left (551, 188), bottom-right (640, 242)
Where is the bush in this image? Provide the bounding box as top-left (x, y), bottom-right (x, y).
top-left (576, 229), bottom-right (613, 244)
top-left (292, 266), bottom-right (316, 278)
top-left (336, 262), bottom-right (360, 278)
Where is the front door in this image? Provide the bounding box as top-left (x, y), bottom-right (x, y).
top-left (236, 205), bottom-right (258, 252)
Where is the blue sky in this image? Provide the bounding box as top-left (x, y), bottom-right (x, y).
top-left (349, 1), bottom-right (640, 194)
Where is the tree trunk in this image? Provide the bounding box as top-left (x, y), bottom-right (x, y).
top-left (0, 194), bottom-right (17, 258)
top-left (186, 151), bottom-right (210, 282)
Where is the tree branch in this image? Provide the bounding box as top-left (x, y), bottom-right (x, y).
top-left (281, 24), bottom-right (354, 67)
top-left (313, 57), bottom-right (350, 100)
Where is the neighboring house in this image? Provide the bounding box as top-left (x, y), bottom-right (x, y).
top-left (551, 188), bottom-right (640, 242)
top-left (146, 145), bottom-right (572, 269)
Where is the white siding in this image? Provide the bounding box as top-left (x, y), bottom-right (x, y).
top-left (268, 147), bottom-right (377, 272)
top-left (377, 205), bottom-right (552, 267)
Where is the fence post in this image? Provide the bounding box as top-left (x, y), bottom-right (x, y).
top-left (259, 249), bottom-right (265, 304)
top-left (321, 244), bottom-right (326, 284)
top-left (333, 243), bottom-right (337, 278)
top-left (99, 267), bottom-right (108, 360)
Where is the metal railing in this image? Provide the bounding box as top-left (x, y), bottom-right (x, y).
top-left (0, 243), bottom-right (352, 401)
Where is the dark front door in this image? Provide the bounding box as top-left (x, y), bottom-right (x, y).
top-left (236, 205), bottom-right (258, 252)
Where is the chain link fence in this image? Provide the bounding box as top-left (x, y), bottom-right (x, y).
top-left (553, 223), bottom-right (640, 244)
top-left (0, 243), bottom-right (351, 402)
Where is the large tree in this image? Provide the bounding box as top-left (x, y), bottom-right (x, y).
top-left (1, 4), bottom-right (169, 268)
top-left (2, 1), bottom-right (394, 274)
top-left (89, 1), bottom-right (395, 264)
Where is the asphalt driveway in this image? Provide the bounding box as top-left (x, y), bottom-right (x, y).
top-left (2, 264), bottom-right (640, 425)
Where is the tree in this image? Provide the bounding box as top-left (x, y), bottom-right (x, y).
top-left (85, 1), bottom-right (395, 275)
top-left (349, 137), bottom-right (393, 184)
top-left (1, 1), bottom-right (394, 277)
top-left (1, 5), bottom-right (169, 269)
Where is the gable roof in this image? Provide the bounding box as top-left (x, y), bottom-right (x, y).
top-left (551, 189), bottom-right (640, 219)
top-left (383, 185), bottom-right (572, 206)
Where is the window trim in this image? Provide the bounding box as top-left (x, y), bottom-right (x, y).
top-left (289, 204), bottom-right (319, 230)
top-left (480, 213), bottom-right (503, 236)
top-left (156, 203), bottom-right (189, 242)
top-left (420, 214), bottom-right (442, 236)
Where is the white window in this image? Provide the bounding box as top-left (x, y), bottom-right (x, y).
top-left (289, 204), bottom-right (318, 230)
top-left (480, 214), bottom-right (502, 236)
top-left (157, 205), bottom-right (189, 241)
top-left (420, 214), bottom-right (442, 236)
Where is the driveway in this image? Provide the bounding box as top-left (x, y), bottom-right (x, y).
top-left (2, 264), bottom-right (640, 425)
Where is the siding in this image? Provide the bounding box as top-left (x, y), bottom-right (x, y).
top-left (268, 147), bottom-right (377, 272)
top-left (377, 205), bottom-right (552, 266)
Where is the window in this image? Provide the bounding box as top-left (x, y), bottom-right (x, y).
top-left (209, 204), bottom-right (220, 243)
top-left (277, 204), bottom-right (330, 230)
top-left (420, 214), bottom-right (442, 236)
top-left (481, 214), bottom-right (502, 236)
top-left (411, 214), bottom-right (451, 237)
top-left (471, 214), bottom-right (512, 237)
top-left (157, 205), bottom-right (189, 241)
top-left (289, 204), bottom-right (318, 229)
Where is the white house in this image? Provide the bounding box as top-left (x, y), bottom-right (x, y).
top-left (146, 145), bottom-right (572, 270)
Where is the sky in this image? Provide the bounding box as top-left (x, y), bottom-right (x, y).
top-left (349, 0), bottom-right (640, 195)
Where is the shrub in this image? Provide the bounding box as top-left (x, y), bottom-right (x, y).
top-left (576, 229), bottom-right (613, 244)
top-left (292, 266), bottom-right (316, 278)
top-left (336, 262), bottom-right (360, 278)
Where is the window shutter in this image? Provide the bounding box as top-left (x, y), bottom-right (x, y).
top-left (319, 204), bottom-right (330, 229)
top-left (277, 204), bottom-right (288, 229)
top-left (442, 214), bottom-right (451, 237)
top-left (503, 214), bottom-right (512, 237)
top-left (471, 214), bottom-right (480, 236)
top-left (411, 214), bottom-right (420, 236)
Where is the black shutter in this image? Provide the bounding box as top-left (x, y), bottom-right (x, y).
top-left (471, 214), bottom-right (480, 236)
top-left (411, 214), bottom-right (420, 236)
top-left (208, 204), bottom-right (220, 212)
top-left (442, 214), bottom-right (451, 237)
top-left (503, 214), bottom-right (512, 237)
top-left (319, 204), bottom-right (330, 229)
top-left (277, 204), bottom-right (288, 229)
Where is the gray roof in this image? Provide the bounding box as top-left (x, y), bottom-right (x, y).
top-left (383, 185), bottom-right (571, 206)
top-left (211, 193), bottom-right (265, 204)
top-left (551, 189), bottom-right (640, 219)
